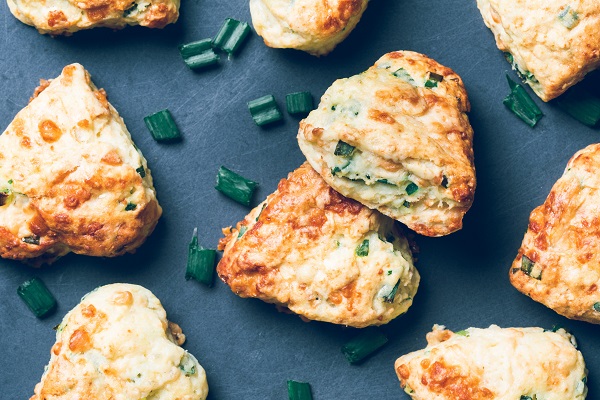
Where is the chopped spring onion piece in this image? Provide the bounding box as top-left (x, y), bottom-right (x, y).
top-left (125, 202), bottom-right (137, 211)
top-left (215, 166), bottom-right (258, 206)
top-left (0, 192), bottom-right (9, 206)
top-left (503, 75), bottom-right (543, 127)
top-left (237, 225), bottom-right (248, 238)
top-left (341, 329), bottom-right (388, 364)
top-left (441, 175), bottom-right (449, 188)
top-left (331, 167), bottom-right (341, 176)
top-left (286, 92), bottom-right (314, 115)
top-left (425, 72), bottom-right (443, 88)
top-left (521, 255), bottom-right (542, 280)
top-left (403, 200), bottom-right (411, 208)
top-left (520, 396), bottom-right (533, 400)
top-left (555, 85), bottom-right (600, 127)
top-left (185, 228), bottom-right (216, 287)
top-left (22, 235), bottom-right (40, 245)
top-left (248, 95), bottom-right (283, 126)
top-left (144, 109), bottom-right (181, 142)
top-left (179, 354), bottom-right (197, 376)
top-left (355, 239), bottom-right (369, 257)
top-left (425, 79), bottom-right (438, 88)
top-left (213, 18), bottom-right (251, 55)
top-left (455, 330), bottom-right (470, 337)
top-left (382, 279), bottom-right (401, 303)
top-left (17, 277), bottom-right (57, 318)
top-left (405, 182), bottom-right (418, 195)
top-left (136, 166), bottom-right (146, 178)
top-left (123, 2), bottom-right (137, 16)
top-left (558, 6), bottom-right (579, 29)
top-left (392, 68), bottom-right (415, 85)
top-left (593, 302), bottom-right (600, 312)
top-left (287, 380), bottom-right (313, 400)
top-left (179, 39), bottom-right (220, 70)
top-left (334, 140), bottom-right (355, 157)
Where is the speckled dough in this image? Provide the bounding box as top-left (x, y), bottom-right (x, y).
top-left (395, 325), bottom-right (588, 399)
top-left (0, 64), bottom-right (161, 264)
top-left (217, 163), bottom-right (419, 328)
top-left (477, 0), bottom-right (600, 101)
top-left (31, 284), bottom-right (209, 400)
top-left (511, 143), bottom-right (600, 324)
top-left (298, 51), bottom-right (476, 237)
top-left (249, 0), bottom-right (368, 56)
top-left (8, 0), bottom-right (179, 35)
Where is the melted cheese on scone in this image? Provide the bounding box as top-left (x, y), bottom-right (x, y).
top-left (395, 325), bottom-right (588, 400)
top-left (31, 284), bottom-right (209, 400)
top-left (477, 0), bottom-right (600, 101)
top-left (217, 163), bottom-right (419, 328)
top-left (298, 51), bottom-right (476, 237)
top-left (0, 63), bottom-right (161, 264)
top-left (250, 0), bottom-right (368, 56)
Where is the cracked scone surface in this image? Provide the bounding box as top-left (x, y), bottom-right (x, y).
top-left (31, 283), bottom-right (209, 400)
top-left (395, 325), bottom-right (587, 400)
top-left (217, 163), bottom-right (419, 328)
top-left (8, 0), bottom-right (179, 35)
top-left (477, 0), bottom-right (600, 101)
top-left (298, 51), bottom-right (476, 237)
top-left (0, 63), bottom-right (161, 264)
top-left (511, 143), bottom-right (600, 324)
top-left (249, 0), bottom-right (368, 56)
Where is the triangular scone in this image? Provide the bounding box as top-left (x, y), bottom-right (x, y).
top-left (8, 0), bottom-right (179, 35)
top-left (31, 284), bottom-right (209, 399)
top-left (298, 51), bottom-right (476, 237)
top-left (217, 163), bottom-right (419, 328)
top-left (0, 63), bottom-right (161, 264)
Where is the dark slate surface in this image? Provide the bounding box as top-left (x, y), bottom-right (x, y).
top-left (1, 0), bottom-right (599, 398)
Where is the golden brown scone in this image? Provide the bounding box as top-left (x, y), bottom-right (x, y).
top-left (395, 325), bottom-right (588, 400)
top-left (510, 143), bottom-right (600, 323)
top-left (298, 51), bottom-right (476, 237)
top-left (477, 0), bottom-right (600, 101)
top-left (249, 0), bottom-right (369, 56)
top-left (217, 163), bottom-right (419, 328)
top-left (31, 283), bottom-right (209, 400)
top-left (8, 0), bottom-right (179, 35)
top-left (0, 63), bottom-right (161, 264)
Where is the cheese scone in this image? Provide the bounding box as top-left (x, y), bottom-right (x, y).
top-left (477, 0), bottom-right (600, 101)
top-left (31, 284), bottom-right (209, 399)
top-left (0, 63), bottom-right (161, 264)
top-left (298, 51), bottom-right (476, 237)
top-left (511, 144), bottom-right (600, 323)
top-left (8, 0), bottom-right (179, 35)
top-left (250, 0), bottom-right (369, 56)
top-left (217, 163), bottom-right (419, 328)
top-left (395, 325), bottom-right (588, 400)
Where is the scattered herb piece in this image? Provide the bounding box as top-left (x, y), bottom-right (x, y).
top-left (287, 380), bottom-right (313, 400)
top-left (341, 329), bottom-right (388, 364)
top-left (179, 39), bottom-right (220, 70)
top-left (215, 166), bottom-right (258, 206)
top-left (248, 95), bottom-right (283, 126)
top-left (392, 68), bottom-right (415, 85)
top-left (555, 85), bottom-right (600, 127)
top-left (334, 140), bottom-right (355, 157)
top-left (144, 109), bottom-right (181, 142)
top-left (136, 166), bottom-right (146, 178)
top-left (382, 279), bottom-right (401, 303)
top-left (403, 201), bottom-right (411, 208)
top-left (558, 5), bottom-right (579, 29)
top-left (594, 302), bottom-right (600, 312)
top-left (213, 18), bottom-right (251, 55)
top-left (17, 277), bottom-right (57, 318)
top-left (185, 228), bottom-right (216, 287)
top-left (22, 235), bottom-right (40, 245)
top-left (503, 75), bottom-right (543, 127)
top-left (286, 92), bottom-right (314, 115)
top-left (355, 239), bottom-right (369, 257)
top-left (125, 202), bottom-right (137, 211)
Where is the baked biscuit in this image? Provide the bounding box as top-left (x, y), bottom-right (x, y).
top-left (31, 283), bottom-right (209, 399)
top-left (298, 51), bottom-right (476, 237)
top-left (249, 0), bottom-right (368, 56)
top-left (8, 0), bottom-right (179, 35)
top-left (395, 325), bottom-right (588, 399)
top-left (510, 143), bottom-right (600, 323)
top-left (477, 0), bottom-right (600, 101)
top-left (217, 163), bottom-right (419, 328)
top-left (0, 63), bottom-right (161, 264)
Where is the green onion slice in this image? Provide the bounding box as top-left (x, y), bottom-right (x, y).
top-left (593, 302), bottom-right (600, 312)
top-left (455, 329), bottom-right (470, 337)
top-left (334, 140), bottom-right (355, 157)
top-left (355, 239), bottom-right (369, 257)
top-left (213, 18), bottom-right (251, 55)
top-left (558, 6), bottom-right (579, 29)
top-left (248, 95), bottom-right (283, 126)
top-left (215, 166), bottom-right (258, 206)
top-left (185, 228), bottom-right (216, 287)
top-left (382, 279), bottom-right (401, 303)
top-left (287, 380), bottom-right (313, 400)
top-left (406, 182), bottom-right (418, 195)
top-left (392, 68), bottom-right (415, 85)
top-left (286, 92), bottom-right (314, 115)
top-left (403, 200), bottom-right (411, 208)
top-left (179, 39), bottom-right (220, 70)
top-left (17, 277), bottom-right (57, 318)
top-left (136, 166), bottom-right (146, 178)
top-left (503, 75), bottom-right (543, 127)
top-left (521, 255), bottom-right (542, 280)
top-left (125, 202), bottom-right (137, 211)
top-left (341, 329), bottom-right (388, 364)
top-left (144, 109), bottom-right (182, 142)
top-left (22, 235), bottom-right (40, 245)
top-left (555, 85), bottom-right (600, 127)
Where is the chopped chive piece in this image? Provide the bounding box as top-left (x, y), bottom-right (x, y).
top-left (125, 202), bottom-right (137, 211)
top-left (185, 228), bottom-right (216, 287)
top-left (287, 380), bottom-right (313, 400)
top-left (428, 72), bottom-right (444, 82)
top-left (382, 279), bottom-right (401, 303)
top-left (558, 6), bottom-right (579, 29)
top-left (334, 140), bottom-right (355, 157)
top-left (520, 396), bottom-right (533, 400)
top-left (136, 166), bottom-right (146, 178)
top-left (144, 109), bottom-right (181, 142)
top-left (593, 302), bottom-right (600, 312)
top-left (392, 68), bottom-right (415, 85)
top-left (215, 166), bottom-right (258, 206)
top-left (425, 79), bottom-right (438, 88)
top-left (123, 2), bottom-right (137, 16)
top-left (248, 95), bottom-right (283, 126)
top-left (503, 75), bottom-right (543, 127)
top-left (406, 182), bottom-right (418, 195)
top-left (341, 329), bottom-right (388, 364)
top-left (179, 39), bottom-right (220, 70)
top-left (286, 92), bottom-right (314, 115)
top-left (556, 85), bottom-right (600, 127)
top-left (17, 278), bottom-right (57, 318)
top-left (403, 201), bottom-right (411, 208)
top-left (441, 175), bottom-right (449, 188)
top-left (22, 235), bottom-right (40, 245)
top-left (213, 18), bottom-right (251, 55)
top-left (455, 330), bottom-right (470, 337)
top-left (355, 239), bottom-right (369, 257)
top-left (7, 179), bottom-right (13, 184)
top-left (237, 225), bottom-right (247, 238)
top-left (521, 255), bottom-right (534, 274)
top-left (178, 354), bottom-right (197, 376)
top-left (331, 167), bottom-right (341, 176)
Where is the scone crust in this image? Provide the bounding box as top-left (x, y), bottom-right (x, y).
top-left (31, 283), bottom-right (209, 400)
top-left (0, 63), bottom-right (161, 263)
top-left (249, 0), bottom-right (368, 56)
top-left (477, 0), bottom-right (600, 101)
top-left (8, 0), bottom-right (179, 35)
top-left (217, 162), bottom-right (420, 328)
top-left (395, 325), bottom-right (588, 399)
top-left (298, 51), bottom-right (476, 237)
top-left (510, 143), bottom-right (600, 323)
